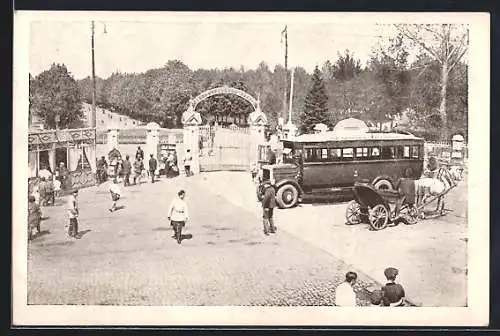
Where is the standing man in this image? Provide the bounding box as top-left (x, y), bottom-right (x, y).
top-left (334, 271), bottom-right (358, 306)
top-left (183, 149), bottom-right (193, 177)
top-left (133, 157), bottom-right (143, 185)
top-left (66, 189), bottom-right (79, 239)
top-left (261, 180), bottom-right (277, 236)
top-left (28, 195), bottom-right (42, 240)
top-left (167, 190), bottom-right (189, 245)
top-left (121, 155), bottom-right (132, 186)
top-left (148, 154), bottom-right (158, 183)
top-left (136, 146), bottom-right (144, 161)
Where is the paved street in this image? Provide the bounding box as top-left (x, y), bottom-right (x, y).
top-left (198, 172), bottom-right (468, 307)
top-left (28, 174), bottom-right (377, 306)
top-left (27, 171), bottom-right (467, 307)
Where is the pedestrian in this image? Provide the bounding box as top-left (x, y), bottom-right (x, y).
top-left (53, 176), bottom-right (61, 200)
top-left (136, 146), bottom-right (144, 161)
top-left (121, 155), bottom-right (132, 186)
top-left (108, 180), bottom-right (121, 212)
top-left (133, 157), bottom-right (143, 185)
top-left (261, 180), bottom-right (277, 235)
top-left (38, 177), bottom-right (48, 206)
top-left (97, 156), bottom-right (108, 183)
top-left (167, 190), bottom-right (189, 245)
top-left (28, 195), bottom-right (41, 240)
top-left (183, 149), bottom-right (193, 177)
top-left (334, 271), bottom-right (358, 307)
top-left (148, 154), bottom-right (157, 183)
top-left (381, 267), bottom-right (406, 307)
top-left (44, 177), bottom-right (55, 206)
top-left (66, 189), bottom-right (79, 239)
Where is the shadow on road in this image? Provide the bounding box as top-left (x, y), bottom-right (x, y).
top-left (180, 233), bottom-right (193, 241)
top-left (76, 229), bottom-right (92, 239)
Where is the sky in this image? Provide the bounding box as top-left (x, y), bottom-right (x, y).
top-left (27, 12), bottom-right (472, 80)
top-left (28, 14), bottom-right (403, 79)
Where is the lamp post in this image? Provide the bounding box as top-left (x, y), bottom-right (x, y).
top-left (90, 21), bottom-right (107, 129)
top-left (91, 21), bottom-right (96, 129)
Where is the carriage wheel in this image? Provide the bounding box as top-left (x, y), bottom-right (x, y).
top-left (401, 205), bottom-right (418, 225)
top-left (369, 204), bottom-right (390, 230)
top-left (345, 200), bottom-right (362, 225)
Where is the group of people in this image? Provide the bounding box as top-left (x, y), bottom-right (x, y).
top-left (334, 267), bottom-right (406, 307)
top-left (27, 163), bottom-right (66, 240)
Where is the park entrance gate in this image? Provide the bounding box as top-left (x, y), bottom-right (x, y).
top-left (181, 86), bottom-right (268, 173)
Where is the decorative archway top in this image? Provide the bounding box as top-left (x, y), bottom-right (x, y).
top-left (189, 86), bottom-right (259, 110)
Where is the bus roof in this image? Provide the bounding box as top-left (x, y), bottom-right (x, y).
top-left (287, 130), bottom-right (423, 143)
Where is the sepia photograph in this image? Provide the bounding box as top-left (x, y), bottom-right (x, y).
top-left (12, 11), bottom-right (489, 326)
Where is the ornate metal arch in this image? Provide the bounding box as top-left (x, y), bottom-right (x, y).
top-left (190, 86), bottom-right (258, 110)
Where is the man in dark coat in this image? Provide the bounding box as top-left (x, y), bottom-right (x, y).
top-left (148, 154), bottom-right (157, 183)
top-left (261, 180), bottom-right (277, 235)
top-left (121, 155), bottom-right (132, 186)
top-left (136, 146), bottom-right (144, 161)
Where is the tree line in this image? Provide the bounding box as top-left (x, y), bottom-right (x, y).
top-left (29, 24), bottom-right (468, 140)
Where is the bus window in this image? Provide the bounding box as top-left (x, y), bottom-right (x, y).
top-left (304, 148), bottom-right (313, 162)
top-left (329, 148), bottom-right (341, 160)
top-left (321, 148), bottom-right (328, 160)
top-left (381, 146), bottom-right (395, 159)
top-left (315, 148), bottom-right (322, 161)
top-left (371, 147), bottom-right (380, 157)
top-left (404, 146), bottom-right (410, 158)
top-left (356, 147), bottom-right (369, 159)
top-left (395, 146), bottom-right (404, 158)
top-left (342, 148), bottom-right (354, 159)
top-left (411, 146), bottom-right (419, 158)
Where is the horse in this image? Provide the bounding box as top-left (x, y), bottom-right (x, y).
top-left (414, 167), bottom-right (458, 216)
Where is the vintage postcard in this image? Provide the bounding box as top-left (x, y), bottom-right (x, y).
top-left (13, 11), bottom-right (489, 326)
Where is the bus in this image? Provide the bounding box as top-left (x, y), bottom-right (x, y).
top-left (257, 130), bottom-right (424, 208)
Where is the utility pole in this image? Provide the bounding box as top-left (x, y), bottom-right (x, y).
top-left (91, 21), bottom-right (97, 129)
top-left (282, 25), bottom-right (288, 122)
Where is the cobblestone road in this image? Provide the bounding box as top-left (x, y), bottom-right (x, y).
top-left (28, 174), bottom-right (380, 306)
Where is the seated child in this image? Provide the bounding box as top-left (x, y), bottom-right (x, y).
top-left (381, 267), bottom-right (406, 307)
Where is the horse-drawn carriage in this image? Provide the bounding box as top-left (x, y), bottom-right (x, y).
top-left (345, 168), bottom-right (459, 231)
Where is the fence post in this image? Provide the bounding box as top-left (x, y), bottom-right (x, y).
top-left (182, 104), bottom-right (203, 175)
top-left (145, 122), bottom-right (160, 169)
top-left (248, 100), bottom-right (268, 170)
top-left (107, 125), bottom-right (119, 154)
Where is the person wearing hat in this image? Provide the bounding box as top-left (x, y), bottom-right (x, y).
top-left (167, 190), bottom-right (189, 245)
top-left (261, 180), bottom-right (277, 235)
top-left (424, 156), bottom-right (439, 178)
top-left (66, 189), bottom-right (79, 239)
top-left (381, 267), bottom-right (406, 307)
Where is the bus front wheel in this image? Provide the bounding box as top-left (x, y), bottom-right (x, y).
top-left (373, 178), bottom-right (394, 191)
top-left (276, 184), bottom-right (299, 209)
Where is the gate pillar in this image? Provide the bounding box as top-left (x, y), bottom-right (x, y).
top-left (182, 102), bottom-right (203, 175)
top-left (248, 100), bottom-right (268, 169)
top-left (107, 125), bottom-right (119, 153)
top-left (146, 122), bottom-right (160, 167)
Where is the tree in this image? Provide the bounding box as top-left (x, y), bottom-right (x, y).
top-left (332, 50), bottom-right (362, 81)
top-left (395, 24), bottom-right (468, 136)
top-left (299, 66), bottom-right (329, 134)
top-left (29, 63), bottom-right (83, 129)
